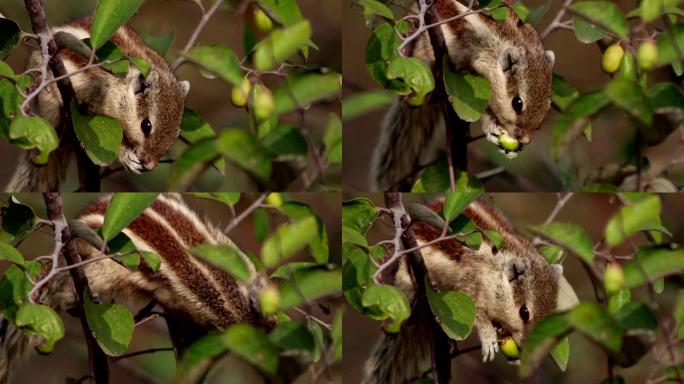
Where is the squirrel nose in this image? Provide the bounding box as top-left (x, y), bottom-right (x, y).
top-left (517, 132), bottom-right (533, 145)
top-left (140, 156), bottom-right (157, 171)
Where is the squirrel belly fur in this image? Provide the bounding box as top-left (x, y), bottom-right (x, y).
top-left (0, 194), bottom-right (272, 384)
top-left (363, 199), bottom-right (565, 384)
top-left (6, 18), bottom-right (190, 192)
top-left (371, 0), bottom-right (555, 191)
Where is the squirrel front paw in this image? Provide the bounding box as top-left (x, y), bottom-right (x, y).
top-left (481, 339), bottom-right (499, 362)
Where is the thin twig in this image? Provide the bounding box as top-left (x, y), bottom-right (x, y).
top-left (224, 193), bottom-right (268, 234)
top-left (172, 0), bottom-right (224, 71)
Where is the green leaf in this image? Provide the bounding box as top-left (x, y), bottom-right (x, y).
top-left (9, 116), bottom-right (58, 164)
top-left (675, 290), bottom-right (684, 339)
top-left (342, 227), bottom-right (367, 247)
top-left (343, 244), bottom-right (378, 313)
top-left (386, 57), bottom-right (435, 106)
top-left (483, 230), bottom-right (504, 250)
top-left (551, 336), bottom-right (570, 371)
top-left (640, 0), bottom-right (663, 22)
top-left (191, 244), bottom-right (252, 283)
top-left (177, 334), bottom-right (225, 381)
top-left (70, 101), bottom-right (123, 165)
top-left (359, 0), bottom-right (394, 20)
top-left (569, 303), bottom-right (622, 352)
top-left (261, 216), bottom-right (318, 267)
top-left (552, 91), bottom-right (610, 158)
top-left (254, 20), bottom-right (312, 71)
top-left (0, 264), bottom-right (40, 318)
top-left (280, 201), bottom-right (329, 264)
top-left (270, 261), bottom-right (320, 279)
top-left (84, 290), bottom-right (134, 356)
top-left (443, 190), bottom-right (482, 222)
top-left (222, 324), bottom-right (279, 375)
top-left (273, 73), bottom-right (341, 115)
top-left (608, 289), bottom-right (631, 314)
top-left (623, 246), bottom-right (684, 289)
top-left (605, 77), bottom-right (654, 126)
top-left (552, 74), bottom-right (579, 110)
top-left (129, 57), bottom-right (150, 77)
top-left (342, 91), bottom-right (394, 121)
top-left (253, 208), bottom-right (269, 241)
top-left (90, 0), bottom-right (144, 50)
top-left (179, 108), bottom-right (224, 173)
top-left (573, 15), bottom-right (608, 43)
top-left (605, 195), bottom-right (670, 247)
top-left (183, 44), bottom-right (244, 86)
top-left (261, 125), bottom-right (308, 157)
top-left (140, 251), bottom-right (161, 272)
top-left (362, 284), bottom-right (411, 333)
top-left (443, 59), bottom-right (492, 122)
top-left (0, 18), bottom-right (22, 59)
top-left (137, 29), bottom-right (175, 57)
top-left (167, 139), bottom-right (221, 191)
top-left (365, 23), bottom-right (401, 88)
top-left (268, 320), bottom-right (315, 353)
top-left (612, 302), bottom-right (658, 331)
top-left (0, 243), bottom-right (24, 265)
top-left (0, 61), bottom-right (14, 80)
top-left (342, 198), bottom-right (377, 234)
top-left (256, 0), bottom-right (304, 26)
top-left (520, 313), bottom-right (571, 378)
top-left (190, 193), bottom-right (240, 206)
top-left (569, 1), bottom-right (630, 38)
top-left (323, 114), bottom-right (342, 165)
top-left (278, 267), bottom-right (341, 310)
top-left (15, 303), bottom-right (64, 353)
top-left (1, 196), bottom-right (37, 246)
top-left (539, 245), bottom-right (565, 264)
top-left (216, 129), bottom-right (272, 181)
top-left (425, 279), bottom-right (476, 340)
top-left (656, 23), bottom-right (684, 67)
top-left (649, 83), bottom-right (684, 110)
top-left (101, 193), bottom-right (158, 241)
top-left (529, 222), bottom-right (594, 263)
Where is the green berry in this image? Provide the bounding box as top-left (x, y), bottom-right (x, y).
top-left (259, 285), bottom-right (281, 315)
top-left (230, 78), bottom-right (251, 107)
top-left (499, 132), bottom-right (520, 152)
top-left (602, 44), bottom-right (625, 73)
top-left (637, 41), bottom-right (659, 70)
top-left (604, 263), bottom-right (625, 295)
top-left (500, 336), bottom-right (520, 359)
top-left (254, 9), bottom-right (273, 32)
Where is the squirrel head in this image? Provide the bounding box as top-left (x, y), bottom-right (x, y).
top-left (117, 67), bottom-right (190, 173)
top-left (478, 9), bottom-right (555, 158)
top-left (495, 249), bottom-right (562, 347)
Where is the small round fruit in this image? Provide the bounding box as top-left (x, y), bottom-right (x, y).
top-left (266, 193), bottom-right (283, 207)
top-left (602, 44), bottom-right (625, 73)
top-left (603, 263), bottom-right (624, 295)
top-left (500, 336), bottom-right (520, 359)
top-left (638, 41), bottom-right (659, 70)
top-left (230, 78), bottom-right (251, 107)
top-left (259, 285), bottom-right (281, 315)
top-left (254, 9), bottom-right (273, 32)
top-left (252, 84), bottom-right (274, 120)
top-left (499, 132), bottom-right (520, 152)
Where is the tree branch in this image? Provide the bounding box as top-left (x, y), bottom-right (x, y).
top-left (42, 193), bottom-right (109, 383)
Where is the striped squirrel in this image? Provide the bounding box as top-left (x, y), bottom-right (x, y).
top-left (371, 0), bottom-right (555, 191)
top-left (6, 18), bottom-right (190, 192)
top-left (0, 194), bottom-right (272, 383)
top-left (363, 199), bottom-right (567, 383)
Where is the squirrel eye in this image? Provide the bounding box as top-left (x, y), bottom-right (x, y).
top-left (512, 96), bottom-right (523, 114)
top-left (519, 305), bottom-right (529, 323)
top-left (141, 118), bottom-right (152, 137)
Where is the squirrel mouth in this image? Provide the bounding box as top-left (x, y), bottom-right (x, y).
top-left (485, 125), bottom-right (524, 159)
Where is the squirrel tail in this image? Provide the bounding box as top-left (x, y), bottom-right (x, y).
top-left (370, 97), bottom-right (442, 192)
top-left (6, 147), bottom-right (72, 192)
top-left (362, 321), bottom-right (431, 384)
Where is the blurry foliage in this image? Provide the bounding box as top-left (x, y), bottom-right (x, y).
top-left (343, 191), bottom-right (684, 383)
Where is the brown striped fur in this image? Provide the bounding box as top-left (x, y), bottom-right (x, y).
top-left (371, 0), bottom-right (554, 191)
top-left (363, 198), bottom-right (562, 383)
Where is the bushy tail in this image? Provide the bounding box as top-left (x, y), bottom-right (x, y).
top-left (362, 321), bottom-right (431, 384)
top-left (6, 147), bottom-right (72, 192)
top-left (370, 97), bottom-right (442, 192)
top-left (0, 272), bottom-right (71, 383)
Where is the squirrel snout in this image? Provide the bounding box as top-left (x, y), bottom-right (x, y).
top-left (140, 155), bottom-right (157, 171)
top-left (515, 131), bottom-right (533, 145)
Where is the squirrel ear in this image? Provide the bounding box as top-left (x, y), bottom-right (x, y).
top-left (179, 80), bottom-right (190, 98)
top-left (545, 50), bottom-right (556, 66)
top-left (551, 264), bottom-right (563, 280)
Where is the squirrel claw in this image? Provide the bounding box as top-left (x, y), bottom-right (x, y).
top-left (481, 341), bottom-right (498, 362)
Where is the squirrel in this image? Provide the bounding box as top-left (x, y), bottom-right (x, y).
top-left (6, 18), bottom-right (190, 192)
top-left (370, 0), bottom-right (555, 191)
top-left (362, 198), bottom-right (565, 383)
top-left (0, 194), bottom-right (273, 383)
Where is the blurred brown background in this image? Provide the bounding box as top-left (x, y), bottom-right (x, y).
top-left (342, 0), bottom-right (684, 192)
top-left (0, 0), bottom-right (342, 191)
top-left (343, 193), bottom-right (684, 383)
top-left (2, 192), bottom-right (341, 383)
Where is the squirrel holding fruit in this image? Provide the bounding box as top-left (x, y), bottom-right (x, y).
top-left (370, 0), bottom-right (555, 191)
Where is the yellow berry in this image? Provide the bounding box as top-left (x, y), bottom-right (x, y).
top-left (252, 84), bottom-right (274, 120)
top-left (604, 263), bottom-right (624, 295)
top-left (637, 41), bottom-right (659, 70)
top-left (259, 285), bottom-right (281, 315)
top-left (254, 9), bottom-right (273, 32)
top-left (602, 44), bottom-right (625, 73)
top-left (266, 193), bottom-right (283, 207)
top-left (500, 336), bottom-right (520, 359)
top-left (499, 132), bottom-right (520, 152)
top-left (230, 78), bottom-right (251, 107)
